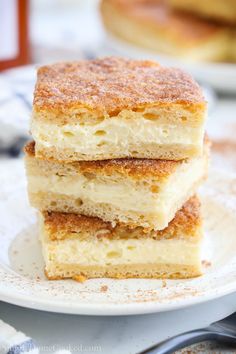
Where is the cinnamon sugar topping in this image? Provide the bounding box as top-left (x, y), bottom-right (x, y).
top-left (33, 57), bottom-right (205, 115)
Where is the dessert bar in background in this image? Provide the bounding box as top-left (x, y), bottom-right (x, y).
top-left (100, 0), bottom-right (236, 62)
top-left (170, 0), bottom-right (236, 24)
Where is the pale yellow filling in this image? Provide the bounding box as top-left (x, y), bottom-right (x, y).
top-left (31, 116), bottom-right (204, 156)
top-left (43, 237), bottom-right (202, 267)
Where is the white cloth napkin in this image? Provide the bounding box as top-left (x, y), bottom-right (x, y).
top-left (0, 320), bottom-right (71, 354)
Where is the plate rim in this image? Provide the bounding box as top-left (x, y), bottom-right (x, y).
top-left (1, 278), bottom-right (236, 315)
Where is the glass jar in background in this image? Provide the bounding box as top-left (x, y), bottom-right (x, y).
top-left (0, 0), bottom-right (30, 71)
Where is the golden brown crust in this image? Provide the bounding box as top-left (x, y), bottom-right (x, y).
top-left (75, 158), bottom-right (178, 179)
top-left (33, 56), bottom-right (205, 116)
top-left (43, 196), bottom-right (201, 240)
top-left (24, 141), bottom-right (35, 156)
top-left (43, 211), bottom-right (111, 236)
top-left (102, 0), bottom-right (226, 41)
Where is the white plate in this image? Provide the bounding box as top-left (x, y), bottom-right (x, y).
top-left (107, 35), bottom-right (236, 93)
top-left (0, 160), bottom-right (236, 315)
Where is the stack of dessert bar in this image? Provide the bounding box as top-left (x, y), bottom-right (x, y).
top-left (25, 57), bottom-right (209, 281)
top-left (101, 0), bottom-right (236, 62)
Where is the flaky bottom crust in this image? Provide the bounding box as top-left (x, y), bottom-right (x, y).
top-left (45, 263), bottom-right (202, 280)
top-left (34, 143), bottom-right (200, 162)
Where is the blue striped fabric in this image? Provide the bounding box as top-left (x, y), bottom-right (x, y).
top-left (0, 320), bottom-right (38, 354)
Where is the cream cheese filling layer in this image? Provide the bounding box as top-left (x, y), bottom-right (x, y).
top-left (43, 237), bottom-right (202, 267)
top-left (31, 117), bottom-right (204, 155)
top-left (29, 153), bottom-right (205, 214)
